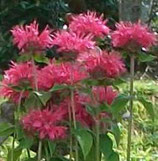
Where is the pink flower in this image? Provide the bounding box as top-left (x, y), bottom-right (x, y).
top-left (11, 21), bottom-right (53, 52)
top-left (92, 86), bottom-right (118, 105)
top-left (52, 30), bottom-right (95, 53)
top-left (111, 22), bottom-right (156, 50)
top-left (56, 95), bottom-right (94, 127)
top-left (21, 108), bottom-right (67, 140)
top-left (0, 62), bottom-right (35, 103)
top-left (55, 63), bottom-right (88, 85)
top-left (38, 63), bottom-right (56, 90)
top-left (38, 62), bottom-right (88, 90)
top-left (78, 49), bottom-right (126, 79)
top-left (69, 11), bottom-right (110, 37)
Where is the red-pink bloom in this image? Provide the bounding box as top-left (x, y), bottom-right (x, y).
top-left (78, 49), bottom-right (126, 79)
top-left (38, 63), bottom-right (56, 90)
top-left (111, 22), bottom-right (156, 49)
top-left (69, 11), bottom-right (110, 37)
top-left (52, 30), bottom-right (95, 53)
top-left (55, 63), bottom-right (88, 85)
top-left (38, 62), bottom-right (88, 90)
top-left (11, 21), bottom-right (53, 52)
top-left (55, 95), bottom-right (94, 127)
top-left (21, 108), bottom-right (67, 140)
top-left (0, 62), bottom-right (35, 103)
top-left (92, 86), bottom-right (118, 105)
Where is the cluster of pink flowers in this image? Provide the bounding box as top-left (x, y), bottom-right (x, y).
top-left (21, 108), bottom-right (67, 140)
top-left (78, 49), bottom-right (126, 79)
top-left (38, 62), bottom-right (88, 90)
top-left (52, 31), bottom-right (95, 53)
top-left (0, 11), bottom-right (156, 142)
top-left (53, 95), bottom-right (94, 127)
top-left (112, 22), bottom-right (156, 50)
top-left (69, 11), bottom-right (110, 37)
top-left (92, 86), bottom-right (118, 105)
top-left (11, 21), bottom-right (53, 52)
top-left (50, 86), bottom-right (117, 128)
top-left (0, 62), bottom-right (35, 102)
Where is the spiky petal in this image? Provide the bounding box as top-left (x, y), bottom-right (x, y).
top-left (0, 62), bottom-right (35, 103)
top-left (78, 49), bottom-right (126, 79)
top-left (69, 11), bottom-right (110, 37)
top-left (52, 30), bottom-right (95, 54)
top-left (21, 108), bottom-right (67, 140)
top-left (11, 21), bottom-right (53, 52)
top-left (111, 22), bottom-right (156, 50)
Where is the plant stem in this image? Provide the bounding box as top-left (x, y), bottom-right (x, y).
top-left (127, 55), bottom-right (135, 161)
top-left (31, 56), bottom-right (38, 91)
top-left (11, 133), bottom-right (16, 161)
top-left (38, 140), bottom-right (42, 161)
top-left (70, 89), bottom-right (79, 161)
top-left (11, 90), bottom-right (24, 161)
top-left (96, 120), bottom-right (100, 161)
top-left (68, 103), bottom-right (73, 160)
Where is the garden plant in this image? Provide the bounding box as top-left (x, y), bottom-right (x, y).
top-left (0, 10), bottom-right (157, 161)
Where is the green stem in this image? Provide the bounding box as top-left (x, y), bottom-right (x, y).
top-left (11, 90), bottom-right (24, 161)
top-left (127, 55), bottom-right (135, 161)
top-left (70, 89), bottom-right (79, 161)
top-left (11, 133), bottom-right (16, 161)
top-left (31, 56), bottom-right (38, 91)
top-left (38, 140), bottom-right (42, 161)
top-left (68, 103), bottom-right (73, 160)
top-left (96, 120), bottom-right (100, 161)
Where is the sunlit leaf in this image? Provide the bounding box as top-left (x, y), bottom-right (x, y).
top-left (0, 122), bottom-right (14, 137)
top-left (100, 134), bottom-right (113, 159)
top-left (75, 129), bottom-right (93, 159)
top-left (111, 94), bottom-right (129, 118)
top-left (138, 96), bottom-right (155, 121)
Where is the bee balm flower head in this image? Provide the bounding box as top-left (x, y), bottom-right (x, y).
top-left (78, 49), bottom-right (126, 79)
top-left (21, 108), bottom-right (67, 140)
top-left (52, 30), bottom-right (95, 55)
top-left (11, 21), bottom-right (53, 52)
top-left (111, 22), bottom-right (156, 51)
top-left (69, 11), bottom-right (110, 38)
top-left (0, 62), bottom-right (35, 103)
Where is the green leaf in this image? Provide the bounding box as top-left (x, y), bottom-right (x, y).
top-left (82, 79), bottom-right (99, 86)
top-left (24, 92), bottom-right (42, 109)
top-left (19, 136), bottom-right (34, 149)
top-left (85, 144), bottom-right (96, 161)
top-left (86, 105), bottom-right (96, 116)
top-left (138, 53), bottom-right (155, 62)
top-left (34, 91), bottom-right (52, 106)
top-left (138, 96), bottom-right (155, 121)
top-left (0, 122), bottom-right (14, 137)
top-left (76, 129), bottom-right (93, 159)
top-left (50, 158), bottom-right (63, 161)
top-left (48, 141), bottom-right (56, 157)
top-left (111, 124), bottom-right (121, 146)
top-left (100, 134), bottom-right (113, 159)
top-left (50, 157), bottom-right (69, 161)
top-left (33, 54), bottom-right (49, 64)
top-left (7, 147), bottom-right (22, 161)
top-left (107, 151), bottom-right (120, 161)
top-left (24, 158), bottom-right (37, 161)
top-left (50, 84), bottom-right (67, 92)
top-left (17, 54), bottom-right (32, 62)
top-left (111, 94), bottom-right (129, 118)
